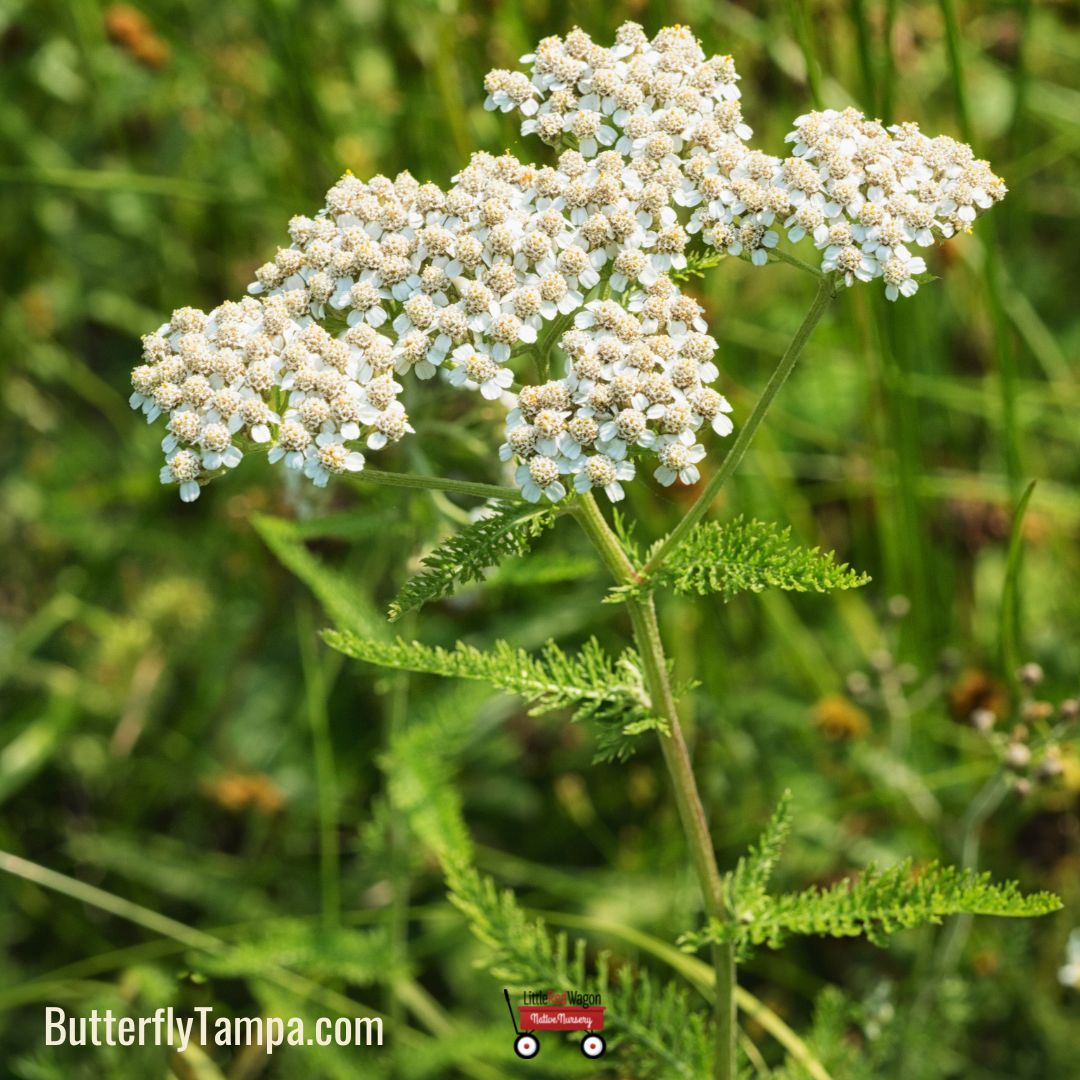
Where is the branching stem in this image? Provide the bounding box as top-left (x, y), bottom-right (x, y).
top-left (569, 277), bottom-right (838, 1077)
top-left (354, 467), bottom-right (520, 501)
top-left (643, 274), bottom-right (836, 577)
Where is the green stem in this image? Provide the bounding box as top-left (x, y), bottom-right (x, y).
top-left (643, 275), bottom-right (836, 577)
top-left (768, 247), bottom-right (826, 278)
top-left (626, 594), bottom-right (737, 1080)
top-left (570, 493), bottom-right (734, 1079)
top-left (0, 849), bottom-right (222, 953)
top-left (881, 0), bottom-right (899, 123)
top-left (570, 488), bottom-right (640, 583)
top-left (935, 0), bottom-right (1024, 501)
top-left (355, 467), bottom-right (519, 501)
top-left (0, 851), bottom-right (504, 1080)
top-left (848, 0), bottom-right (877, 110)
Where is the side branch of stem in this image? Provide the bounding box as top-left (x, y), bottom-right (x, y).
top-left (354, 468), bottom-right (520, 501)
top-left (642, 274), bottom-right (836, 577)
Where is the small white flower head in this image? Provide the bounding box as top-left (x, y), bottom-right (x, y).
top-left (448, 343), bottom-right (515, 399)
top-left (160, 448), bottom-right (204, 503)
top-left (654, 436), bottom-right (707, 487)
top-left (305, 433), bottom-right (366, 487)
top-left (516, 454), bottom-right (567, 503)
top-left (1059, 929), bottom-right (1080, 990)
top-left (572, 452), bottom-right (635, 502)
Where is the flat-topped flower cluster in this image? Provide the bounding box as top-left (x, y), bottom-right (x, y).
top-left (132, 22), bottom-right (1003, 503)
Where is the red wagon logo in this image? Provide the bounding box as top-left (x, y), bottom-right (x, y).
top-left (503, 988), bottom-right (606, 1060)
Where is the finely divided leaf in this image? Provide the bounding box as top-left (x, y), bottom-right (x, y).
top-left (683, 859), bottom-right (1062, 954)
top-left (323, 631), bottom-right (664, 760)
top-left (447, 865), bottom-right (710, 1078)
top-left (724, 790), bottom-right (793, 916)
top-left (388, 501), bottom-right (556, 621)
top-left (202, 921), bottom-right (398, 986)
top-left (252, 514), bottom-right (386, 638)
top-left (656, 517), bottom-right (869, 601)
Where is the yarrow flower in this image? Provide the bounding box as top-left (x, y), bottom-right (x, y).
top-left (133, 22), bottom-right (1003, 503)
top-left (777, 107), bottom-right (1005, 299)
top-left (497, 277), bottom-right (731, 504)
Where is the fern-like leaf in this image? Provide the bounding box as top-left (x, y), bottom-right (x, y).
top-left (652, 517), bottom-right (870, 601)
top-left (323, 631), bottom-right (666, 761)
top-left (202, 922), bottom-right (398, 987)
top-left (388, 501), bottom-right (556, 620)
top-left (380, 683), bottom-right (709, 1075)
top-left (683, 859), bottom-right (1062, 954)
top-left (252, 514), bottom-right (386, 638)
top-left (447, 864), bottom-right (710, 1078)
top-left (724, 791), bottom-right (793, 917)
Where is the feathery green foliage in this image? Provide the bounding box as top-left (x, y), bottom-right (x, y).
top-left (685, 859), bottom-right (1062, 954)
top-left (723, 790), bottom-right (794, 919)
top-left (381, 682), bottom-right (710, 1076)
top-left (447, 864), bottom-right (711, 1077)
top-left (379, 684), bottom-right (482, 869)
top-left (252, 514), bottom-right (386, 638)
top-left (201, 922), bottom-right (399, 986)
top-left (387, 501), bottom-right (556, 620)
top-left (323, 631), bottom-right (666, 761)
top-left (678, 794), bottom-right (1062, 961)
top-left (771, 986), bottom-right (884, 1080)
top-left (672, 248), bottom-right (727, 281)
top-left (648, 517), bottom-right (870, 601)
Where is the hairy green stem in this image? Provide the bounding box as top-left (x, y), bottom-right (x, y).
top-left (626, 595), bottom-right (736, 1080)
top-left (571, 488), bottom-right (640, 583)
top-left (571, 493), bottom-right (734, 1079)
top-left (643, 274), bottom-right (836, 577)
top-left (355, 467), bottom-right (519, 501)
top-left (569, 277), bottom-right (839, 1074)
top-left (769, 246), bottom-right (827, 278)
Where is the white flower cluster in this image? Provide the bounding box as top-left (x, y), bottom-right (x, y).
top-left (489, 24), bottom-right (1005, 291)
top-left (501, 279), bottom-right (731, 503)
top-left (780, 108), bottom-right (1007, 299)
top-left (487, 24), bottom-right (782, 267)
top-left (135, 22), bottom-right (1003, 503)
top-left (130, 295), bottom-right (411, 501)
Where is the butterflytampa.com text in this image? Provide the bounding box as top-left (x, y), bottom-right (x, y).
top-left (45, 1006), bottom-right (383, 1054)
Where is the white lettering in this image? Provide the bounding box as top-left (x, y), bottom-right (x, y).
top-left (44, 1007), bottom-right (66, 1046)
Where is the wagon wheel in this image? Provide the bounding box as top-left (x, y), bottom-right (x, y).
top-left (514, 1033), bottom-right (541, 1059)
top-left (580, 1033), bottom-right (606, 1058)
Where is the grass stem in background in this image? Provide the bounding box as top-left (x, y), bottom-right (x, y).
top-left (785, 0), bottom-right (825, 108)
top-left (298, 605), bottom-right (341, 930)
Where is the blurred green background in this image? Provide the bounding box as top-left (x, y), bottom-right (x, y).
top-left (2, 0), bottom-right (1079, 1076)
